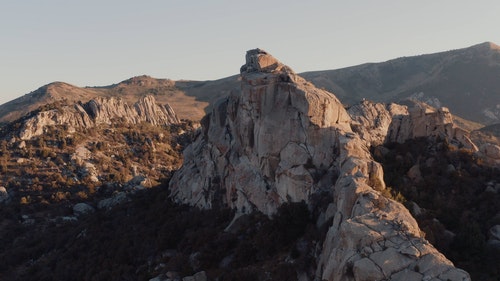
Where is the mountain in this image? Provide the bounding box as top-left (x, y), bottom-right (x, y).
top-left (302, 42), bottom-right (500, 125)
top-left (0, 75), bottom-right (239, 125)
top-left (170, 49), bottom-right (474, 280)
top-left (1, 45), bottom-right (500, 280)
top-left (4, 42), bottom-right (500, 127)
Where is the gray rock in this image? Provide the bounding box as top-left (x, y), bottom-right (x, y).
top-left (182, 271), bottom-right (207, 281)
top-left (489, 225), bottom-right (500, 241)
top-left (126, 175), bottom-right (152, 191)
top-left (73, 203), bottom-right (95, 216)
top-left (348, 100), bottom-right (478, 151)
top-left (390, 269), bottom-right (423, 281)
top-left (97, 192), bottom-right (128, 210)
top-left (353, 258), bottom-right (385, 281)
top-left (439, 268), bottom-right (472, 281)
top-left (370, 247), bottom-right (413, 276)
top-left (61, 216), bottom-right (78, 222)
top-left (409, 201), bottom-right (423, 217)
top-left (446, 164), bottom-right (457, 174)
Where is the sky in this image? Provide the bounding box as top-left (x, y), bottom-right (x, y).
top-left (1, 0), bottom-right (499, 105)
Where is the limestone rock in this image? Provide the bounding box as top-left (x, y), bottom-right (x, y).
top-left (18, 95), bottom-right (179, 140)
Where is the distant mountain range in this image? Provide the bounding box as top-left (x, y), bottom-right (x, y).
top-left (302, 42), bottom-right (500, 124)
top-left (1, 42), bottom-right (500, 126)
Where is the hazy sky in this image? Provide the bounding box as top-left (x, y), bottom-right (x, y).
top-left (1, 0), bottom-right (499, 105)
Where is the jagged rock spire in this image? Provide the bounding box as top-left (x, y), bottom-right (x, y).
top-left (240, 48), bottom-right (287, 73)
top-left (169, 49), bottom-right (471, 281)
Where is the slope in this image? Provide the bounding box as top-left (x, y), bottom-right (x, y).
top-left (0, 75), bottom-right (240, 124)
top-left (302, 42), bottom-right (500, 124)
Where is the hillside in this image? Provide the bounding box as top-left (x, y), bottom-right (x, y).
top-left (0, 75), bottom-right (239, 124)
top-left (302, 42), bottom-right (500, 124)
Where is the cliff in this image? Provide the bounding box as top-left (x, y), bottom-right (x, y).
top-left (170, 49), bottom-right (471, 280)
top-left (18, 95), bottom-right (180, 140)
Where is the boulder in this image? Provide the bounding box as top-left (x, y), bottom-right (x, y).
top-left (0, 186), bottom-right (9, 203)
top-left (97, 192), bottom-right (128, 210)
top-left (73, 203), bottom-right (95, 216)
top-left (407, 164), bottom-right (423, 182)
top-left (182, 271), bottom-right (207, 281)
top-left (481, 143), bottom-right (500, 159)
top-left (489, 225), bottom-right (500, 241)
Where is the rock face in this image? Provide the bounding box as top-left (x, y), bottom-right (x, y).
top-left (171, 48), bottom-right (351, 214)
top-left (18, 95), bottom-right (180, 140)
top-left (348, 100), bottom-right (478, 150)
top-left (73, 203), bottom-right (95, 217)
top-left (169, 49), bottom-right (471, 280)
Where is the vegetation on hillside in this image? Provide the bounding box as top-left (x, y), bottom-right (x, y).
top-left (374, 138), bottom-right (500, 281)
top-left (0, 180), bottom-right (326, 280)
top-left (0, 118), bottom-right (195, 209)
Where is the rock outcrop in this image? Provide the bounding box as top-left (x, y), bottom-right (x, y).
top-left (348, 100), bottom-right (478, 150)
top-left (169, 49), bottom-right (471, 280)
top-left (18, 95), bottom-right (180, 140)
top-left (171, 48), bottom-right (351, 214)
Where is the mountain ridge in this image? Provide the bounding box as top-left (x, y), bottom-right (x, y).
top-left (170, 48), bottom-right (472, 280)
top-left (301, 41), bottom-right (500, 124)
top-left (2, 41), bottom-right (500, 126)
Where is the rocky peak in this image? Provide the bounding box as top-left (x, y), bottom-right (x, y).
top-left (171, 49), bottom-right (351, 214)
top-left (18, 95), bottom-right (180, 140)
top-left (240, 48), bottom-right (296, 83)
top-left (349, 99), bottom-right (478, 150)
top-left (170, 49), bottom-right (470, 280)
top-left (241, 48), bottom-right (284, 73)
